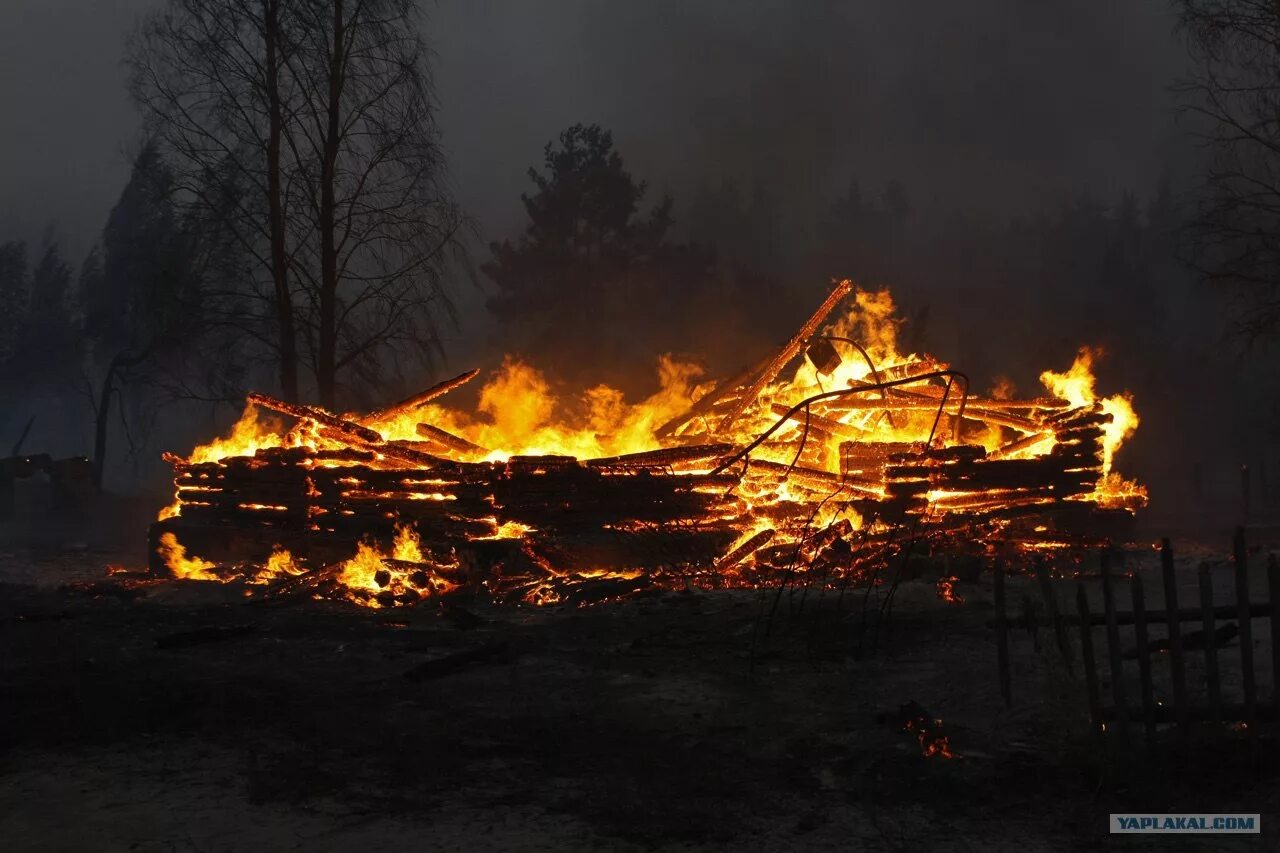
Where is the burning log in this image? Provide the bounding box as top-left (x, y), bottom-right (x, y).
top-left (769, 403), bottom-right (867, 442)
top-left (247, 392), bottom-right (384, 444)
top-left (715, 528), bottom-right (777, 570)
top-left (717, 278), bottom-right (853, 433)
top-left (364, 368), bottom-right (481, 422)
top-left (988, 432), bottom-right (1054, 460)
top-left (655, 354), bottom-right (774, 439)
top-left (585, 444), bottom-right (734, 470)
top-left (415, 423), bottom-right (490, 457)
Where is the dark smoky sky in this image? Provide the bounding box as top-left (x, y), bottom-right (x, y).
top-left (2, 0), bottom-right (1191, 264)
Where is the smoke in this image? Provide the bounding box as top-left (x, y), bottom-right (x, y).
top-left (9, 0), bottom-right (1273, 513)
top-left (1, 0), bottom-right (1191, 275)
top-left (429, 0), bottom-right (1191, 243)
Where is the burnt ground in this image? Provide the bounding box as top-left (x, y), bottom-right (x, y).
top-left (1, 543), bottom-right (1278, 852)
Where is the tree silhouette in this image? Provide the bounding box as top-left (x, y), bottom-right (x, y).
top-left (79, 142), bottom-right (211, 485)
top-left (486, 124), bottom-right (674, 317)
top-left (0, 241), bottom-right (29, 380)
top-left (24, 238), bottom-right (76, 381)
top-left (1175, 0), bottom-right (1280, 342)
top-left (129, 0), bottom-right (466, 408)
top-left (483, 123), bottom-right (713, 382)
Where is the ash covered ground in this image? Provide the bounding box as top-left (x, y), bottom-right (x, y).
top-left (1, 538), bottom-right (1277, 852)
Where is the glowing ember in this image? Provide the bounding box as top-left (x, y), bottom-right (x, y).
top-left (905, 716), bottom-right (957, 759)
top-left (936, 575), bottom-right (963, 604)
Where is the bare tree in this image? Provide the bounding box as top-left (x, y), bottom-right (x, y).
top-left (79, 141), bottom-right (222, 486)
top-left (128, 0), bottom-right (466, 410)
top-left (284, 0), bottom-right (467, 408)
top-left (1175, 0), bottom-right (1280, 341)
top-left (129, 0), bottom-right (307, 402)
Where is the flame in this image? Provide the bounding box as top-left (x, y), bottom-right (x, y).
top-left (156, 532), bottom-right (220, 581)
top-left (337, 540), bottom-right (387, 592)
top-left (363, 355), bottom-right (709, 462)
top-left (175, 290), bottom-right (1143, 485)
top-left (336, 524), bottom-right (458, 607)
top-left (188, 404), bottom-right (288, 464)
top-left (158, 283), bottom-right (1148, 608)
top-left (1039, 347), bottom-right (1145, 507)
top-left (471, 519), bottom-right (535, 541)
top-left (254, 546), bottom-right (305, 583)
top-left (392, 523), bottom-right (424, 562)
top-left (1039, 347), bottom-right (1137, 472)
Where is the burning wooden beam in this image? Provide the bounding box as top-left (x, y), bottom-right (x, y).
top-left (716, 278), bottom-right (853, 433)
top-left (585, 444), bottom-right (734, 469)
top-left (768, 403), bottom-right (867, 442)
top-left (247, 392), bottom-right (384, 444)
top-left (363, 368), bottom-right (481, 422)
top-left (415, 423), bottom-right (490, 457)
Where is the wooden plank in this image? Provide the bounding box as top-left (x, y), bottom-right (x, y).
top-left (1131, 574), bottom-right (1157, 744)
top-left (1100, 550), bottom-right (1129, 739)
top-left (1199, 562), bottom-right (1222, 723)
top-left (994, 559), bottom-right (1011, 707)
top-left (1233, 526), bottom-right (1257, 727)
top-left (1161, 537), bottom-right (1189, 741)
top-left (1076, 584), bottom-right (1102, 733)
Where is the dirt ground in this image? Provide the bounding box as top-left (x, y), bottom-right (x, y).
top-left (1, 541), bottom-right (1278, 852)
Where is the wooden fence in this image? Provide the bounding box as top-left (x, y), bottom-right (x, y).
top-left (994, 527), bottom-right (1279, 744)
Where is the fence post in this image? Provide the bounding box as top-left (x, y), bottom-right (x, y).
top-left (1131, 574), bottom-right (1156, 744)
top-left (1160, 538), bottom-right (1188, 741)
top-left (1035, 556), bottom-right (1072, 675)
top-left (1199, 563), bottom-right (1221, 724)
top-left (1101, 550), bottom-right (1128, 739)
top-left (1232, 526), bottom-right (1257, 728)
top-left (1077, 584), bottom-right (1102, 734)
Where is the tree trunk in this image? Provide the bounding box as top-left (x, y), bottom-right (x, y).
top-left (92, 363), bottom-right (118, 490)
top-left (316, 0), bottom-right (344, 409)
top-left (264, 0), bottom-right (298, 402)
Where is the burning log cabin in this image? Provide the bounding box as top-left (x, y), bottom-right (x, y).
top-left (149, 281), bottom-right (1147, 607)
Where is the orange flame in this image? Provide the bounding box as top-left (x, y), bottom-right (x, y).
top-left (158, 283), bottom-right (1148, 608)
top-left (156, 532), bottom-right (219, 581)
